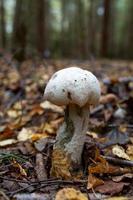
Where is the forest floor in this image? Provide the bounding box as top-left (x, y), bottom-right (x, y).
top-left (0, 57), bottom-right (133, 200)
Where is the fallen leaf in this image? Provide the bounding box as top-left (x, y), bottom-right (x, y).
top-left (17, 127), bottom-right (49, 142)
top-left (42, 123), bottom-right (55, 135)
top-left (86, 131), bottom-right (98, 139)
top-left (105, 197), bottom-right (129, 200)
top-left (12, 159), bottom-right (27, 176)
top-left (34, 137), bottom-right (54, 152)
top-left (95, 180), bottom-right (129, 195)
top-left (114, 107), bottom-right (126, 119)
top-left (51, 149), bottom-right (71, 179)
top-left (0, 139), bottom-right (17, 147)
top-left (0, 127), bottom-right (14, 140)
top-left (112, 173), bottom-right (133, 182)
top-left (55, 188), bottom-right (88, 200)
top-left (112, 145), bottom-right (130, 160)
top-left (14, 193), bottom-right (51, 200)
top-left (87, 174), bottom-right (104, 190)
top-left (102, 128), bottom-right (129, 147)
top-left (17, 128), bottom-right (33, 141)
top-left (29, 104), bottom-right (44, 117)
top-left (100, 93), bottom-right (118, 104)
top-left (31, 133), bottom-right (49, 141)
top-left (7, 109), bottom-right (22, 118)
top-left (40, 100), bottom-right (64, 113)
top-left (89, 149), bottom-right (120, 175)
top-left (126, 145), bottom-right (133, 160)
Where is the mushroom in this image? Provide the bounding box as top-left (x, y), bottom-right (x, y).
top-left (44, 67), bottom-right (100, 175)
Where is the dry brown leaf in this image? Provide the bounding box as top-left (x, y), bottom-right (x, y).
top-left (55, 188), bottom-right (88, 200)
top-left (0, 127), bottom-right (14, 141)
top-left (89, 149), bottom-right (118, 175)
top-left (88, 148), bottom-right (126, 190)
top-left (12, 159), bottom-right (27, 177)
top-left (87, 173), bottom-right (104, 189)
top-left (51, 149), bottom-right (71, 179)
top-left (95, 180), bottom-right (129, 195)
top-left (31, 133), bottom-right (49, 141)
top-left (42, 123), bottom-right (55, 135)
top-left (50, 118), bottom-right (64, 130)
top-left (126, 145), bottom-right (133, 160)
top-left (29, 104), bottom-right (44, 117)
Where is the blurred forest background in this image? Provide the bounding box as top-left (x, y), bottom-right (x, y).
top-left (0, 0), bottom-right (133, 60)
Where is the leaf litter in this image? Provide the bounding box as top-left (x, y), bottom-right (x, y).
top-left (0, 57), bottom-right (133, 199)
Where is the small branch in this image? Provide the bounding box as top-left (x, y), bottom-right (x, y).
top-left (0, 190), bottom-right (10, 200)
top-left (90, 105), bottom-right (104, 116)
top-left (7, 179), bottom-right (87, 196)
top-left (103, 156), bottom-right (133, 167)
top-left (107, 124), bottom-right (133, 129)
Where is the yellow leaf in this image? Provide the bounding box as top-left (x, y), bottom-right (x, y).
top-left (31, 133), bottom-right (49, 141)
top-left (51, 149), bottom-right (71, 179)
top-left (42, 123), bottom-right (55, 134)
top-left (55, 188), bottom-right (88, 200)
top-left (12, 160), bottom-right (27, 177)
top-left (7, 109), bottom-right (22, 118)
top-left (105, 197), bottom-right (129, 200)
top-left (126, 145), bottom-right (133, 160)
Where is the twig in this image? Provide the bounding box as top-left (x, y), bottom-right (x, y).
top-left (103, 156), bottom-right (133, 167)
top-left (6, 90), bottom-right (23, 110)
top-left (90, 105), bottom-right (104, 116)
top-left (0, 190), bottom-right (10, 200)
top-left (0, 175), bottom-right (58, 184)
top-left (0, 175), bottom-right (30, 184)
top-left (107, 124), bottom-right (133, 129)
top-left (7, 179), bottom-right (87, 196)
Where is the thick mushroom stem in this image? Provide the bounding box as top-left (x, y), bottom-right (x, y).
top-left (54, 104), bottom-right (89, 167)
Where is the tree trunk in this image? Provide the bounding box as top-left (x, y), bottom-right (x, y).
top-left (101, 0), bottom-right (111, 57)
top-left (88, 0), bottom-right (96, 57)
top-left (126, 0), bottom-right (133, 59)
top-left (12, 0), bottom-right (27, 61)
top-left (36, 0), bottom-right (46, 55)
top-left (0, 0), bottom-right (6, 48)
top-left (61, 0), bottom-right (68, 57)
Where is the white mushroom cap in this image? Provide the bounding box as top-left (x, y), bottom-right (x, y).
top-left (44, 67), bottom-right (101, 107)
